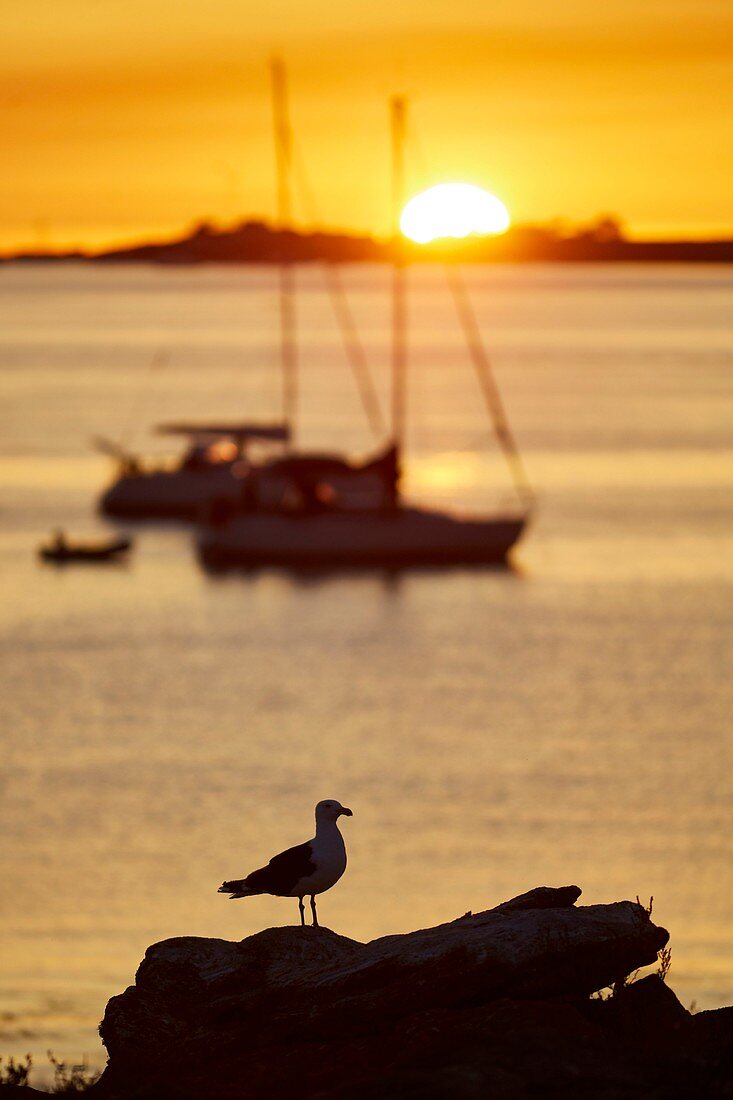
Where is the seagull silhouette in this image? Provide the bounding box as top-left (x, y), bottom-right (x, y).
top-left (218, 799), bottom-right (353, 927)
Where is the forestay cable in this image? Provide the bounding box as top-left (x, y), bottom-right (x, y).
top-left (445, 264), bottom-right (535, 511)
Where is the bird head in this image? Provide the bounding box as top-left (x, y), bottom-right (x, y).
top-left (315, 799), bottom-right (353, 823)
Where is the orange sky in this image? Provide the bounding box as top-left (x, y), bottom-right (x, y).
top-left (3, 0), bottom-right (732, 250)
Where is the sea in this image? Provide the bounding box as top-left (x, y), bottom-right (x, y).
top-left (0, 262), bottom-right (731, 1077)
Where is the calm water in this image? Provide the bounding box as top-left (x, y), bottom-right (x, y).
top-left (1, 262), bottom-right (731, 1073)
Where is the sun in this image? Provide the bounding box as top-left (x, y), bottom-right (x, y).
top-left (400, 182), bottom-right (510, 244)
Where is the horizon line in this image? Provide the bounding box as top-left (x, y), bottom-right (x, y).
top-left (3, 214), bottom-right (733, 262)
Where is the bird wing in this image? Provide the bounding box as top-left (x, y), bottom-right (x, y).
top-left (221, 841), bottom-right (316, 897)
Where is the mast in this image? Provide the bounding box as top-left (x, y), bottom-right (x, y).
top-left (271, 58), bottom-right (297, 446)
top-left (390, 95), bottom-right (407, 453)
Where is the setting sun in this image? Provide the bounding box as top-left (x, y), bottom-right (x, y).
top-left (400, 183), bottom-right (510, 244)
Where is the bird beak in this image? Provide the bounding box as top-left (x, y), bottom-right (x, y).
top-left (340, 807), bottom-right (353, 817)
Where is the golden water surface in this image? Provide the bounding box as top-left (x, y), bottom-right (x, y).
top-left (0, 263), bottom-right (731, 1074)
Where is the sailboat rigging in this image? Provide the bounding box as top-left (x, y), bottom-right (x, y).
top-left (391, 95), bottom-right (408, 451)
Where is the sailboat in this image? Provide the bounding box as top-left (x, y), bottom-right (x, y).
top-left (97, 62), bottom-right (390, 523)
top-left (97, 422), bottom-right (290, 520)
top-left (197, 96), bottom-right (532, 569)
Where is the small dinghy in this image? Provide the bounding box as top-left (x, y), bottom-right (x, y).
top-left (38, 531), bottom-right (133, 563)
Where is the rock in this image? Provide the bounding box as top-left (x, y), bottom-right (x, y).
top-left (316, 896), bottom-right (665, 1010)
top-left (95, 886), bottom-right (683, 1097)
top-left (0, 1089), bottom-right (47, 1098)
top-left (599, 974), bottom-right (693, 1049)
top-left (492, 884), bottom-right (582, 911)
top-left (692, 1006), bottom-right (733, 1097)
top-left (101, 927), bottom-right (362, 1065)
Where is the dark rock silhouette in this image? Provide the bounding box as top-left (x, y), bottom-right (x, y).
top-left (89, 885), bottom-right (733, 1097)
top-left (0, 1089), bottom-right (46, 1098)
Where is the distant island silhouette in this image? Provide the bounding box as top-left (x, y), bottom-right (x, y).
top-left (4, 216), bottom-right (733, 264)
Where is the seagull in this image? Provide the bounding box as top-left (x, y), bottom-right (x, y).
top-left (218, 799), bottom-right (353, 927)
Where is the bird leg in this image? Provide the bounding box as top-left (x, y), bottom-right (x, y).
top-left (310, 895), bottom-right (319, 928)
top-left (298, 897), bottom-right (305, 927)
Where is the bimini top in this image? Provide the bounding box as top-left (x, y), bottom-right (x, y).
top-left (156, 422), bottom-right (291, 443)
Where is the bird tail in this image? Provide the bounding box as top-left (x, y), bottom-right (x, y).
top-left (218, 878), bottom-right (256, 900)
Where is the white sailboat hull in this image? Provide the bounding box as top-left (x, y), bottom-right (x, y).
top-left (100, 467), bottom-right (240, 520)
top-left (198, 507), bottom-right (527, 569)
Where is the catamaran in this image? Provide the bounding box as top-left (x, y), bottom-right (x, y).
top-left (197, 94), bottom-right (533, 569)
